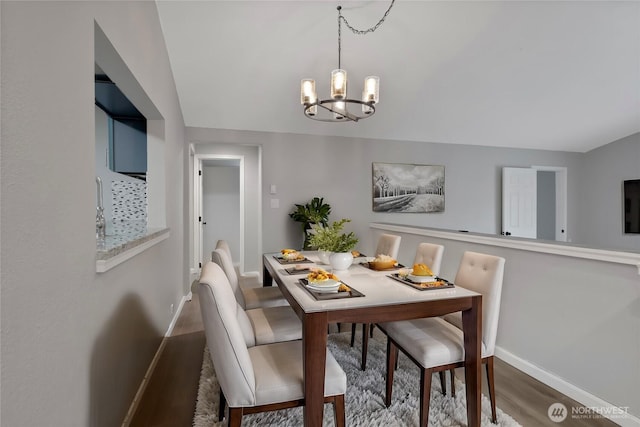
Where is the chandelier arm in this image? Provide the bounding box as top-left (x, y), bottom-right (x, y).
top-left (338, 0), bottom-right (395, 35)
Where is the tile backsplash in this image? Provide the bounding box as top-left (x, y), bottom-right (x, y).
top-left (112, 180), bottom-right (147, 221)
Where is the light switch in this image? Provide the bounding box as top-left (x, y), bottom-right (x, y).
top-left (270, 198), bottom-right (280, 209)
top-left (270, 184), bottom-right (277, 194)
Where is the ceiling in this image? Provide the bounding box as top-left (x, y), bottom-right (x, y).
top-left (156, 1), bottom-right (640, 153)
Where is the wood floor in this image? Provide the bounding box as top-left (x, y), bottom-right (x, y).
top-left (129, 294), bottom-right (617, 427)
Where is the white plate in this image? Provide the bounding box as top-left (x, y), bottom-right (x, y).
top-left (407, 274), bottom-right (436, 283)
top-left (306, 279), bottom-right (339, 288)
top-left (306, 285), bottom-right (339, 293)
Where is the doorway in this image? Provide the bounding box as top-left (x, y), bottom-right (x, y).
top-left (502, 166), bottom-right (567, 241)
top-left (191, 145), bottom-right (262, 278)
top-left (202, 160), bottom-right (241, 266)
top-left (193, 155), bottom-right (245, 272)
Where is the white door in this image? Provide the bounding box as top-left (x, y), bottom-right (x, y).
top-left (502, 167), bottom-right (537, 238)
top-left (202, 165), bottom-right (241, 264)
top-left (197, 163), bottom-right (204, 267)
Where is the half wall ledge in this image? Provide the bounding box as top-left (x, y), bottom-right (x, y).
top-left (96, 227), bottom-right (170, 273)
top-left (370, 223), bottom-right (640, 276)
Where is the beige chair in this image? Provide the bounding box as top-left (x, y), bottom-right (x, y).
top-left (413, 242), bottom-right (444, 274)
top-left (388, 242), bottom-right (445, 370)
top-left (374, 233), bottom-right (402, 260)
top-left (215, 240), bottom-right (262, 287)
top-left (198, 262), bottom-right (347, 426)
top-left (202, 261), bottom-right (302, 421)
top-left (211, 254), bottom-right (301, 345)
top-left (350, 233), bottom-right (402, 370)
top-left (377, 251), bottom-right (505, 426)
top-left (212, 248), bottom-right (288, 309)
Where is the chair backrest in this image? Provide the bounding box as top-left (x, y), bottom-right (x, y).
top-left (412, 242), bottom-right (444, 276)
top-left (211, 248), bottom-right (247, 309)
top-left (215, 239), bottom-right (233, 260)
top-left (375, 233), bottom-right (402, 259)
top-left (447, 251), bottom-right (505, 355)
top-left (198, 261), bottom-right (257, 406)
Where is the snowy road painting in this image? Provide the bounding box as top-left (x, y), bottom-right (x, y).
top-left (372, 163), bottom-right (444, 213)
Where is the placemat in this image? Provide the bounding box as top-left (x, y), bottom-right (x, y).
top-left (273, 255), bottom-right (314, 265)
top-left (387, 274), bottom-right (455, 291)
top-left (298, 278), bottom-right (365, 300)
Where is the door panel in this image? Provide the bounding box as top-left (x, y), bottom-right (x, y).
top-left (502, 167), bottom-right (537, 238)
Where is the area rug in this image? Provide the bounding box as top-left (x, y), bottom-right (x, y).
top-left (193, 331), bottom-right (522, 426)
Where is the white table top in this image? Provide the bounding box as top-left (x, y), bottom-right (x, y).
top-left (265, 252), bottom-right (480, 314)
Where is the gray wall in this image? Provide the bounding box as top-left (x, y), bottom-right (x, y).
top-left (185, 128), bottom-right (582, 257)
top-left (1, 2), bottom-right (186, 426)
top-left (577, 133), bottom-right (640, 251)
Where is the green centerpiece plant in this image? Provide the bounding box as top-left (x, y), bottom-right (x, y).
top-left (309, 219), bottom-right (358, 271)
top-left (288, 197), bottom-right (331, 249)
top-left (308, 218), bottom-right (359, 253)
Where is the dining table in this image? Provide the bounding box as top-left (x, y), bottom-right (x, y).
top-left (262, 252), bottom-right (483, 427)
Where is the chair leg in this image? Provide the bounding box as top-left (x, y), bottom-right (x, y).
top-left (385, 338), bottom-right (397, 407)
top-left (486, 357), bottom-right (497, 423)
top-left (370, 323), bottom-right (375, 337)
top-left (361, 323), bottom-right (370, 370)
top-left (438, 371), bottom-right (447, 395)
top-left (350, 323), bottom-right (356, 347)
top-left (333, 394), bottom-right (346, 427)
top-left (419, 369), bottom-right (432, 427)
top-left (228, 407), bottom-right (243, 427)
top-left (218, 386), bottom-right (226, 422)
top-left (450, 369), bottom-right (456, 397)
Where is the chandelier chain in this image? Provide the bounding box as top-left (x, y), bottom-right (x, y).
top-left (340, 0), bottom-right (395, 36)
top-left (337, 0), bottom-right (395, 69)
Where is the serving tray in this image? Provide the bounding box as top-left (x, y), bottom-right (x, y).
top-left (299, 278), bottom-right (365, 300)
top-left (388, 274), bottom-right (455, 291)
top-left (273, 255), bottom-right (314, 265)
top-left (284, 266), bottom-right (313, 275)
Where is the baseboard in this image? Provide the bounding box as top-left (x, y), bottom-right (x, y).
top-left (121, 294), bottom-right (189, 427)
top-left (121, 337), bottom-right (167, 427)
top-left (165, 295), bottom-right (188, 337)
top-left (495, 346), bottom-right (640, 427)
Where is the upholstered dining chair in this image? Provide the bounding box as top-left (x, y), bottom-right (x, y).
top-left (212, 248), bottom-right (289, 309)
top-left (198, 262), bottom-right (347, 426)
top-left (350, 233), bottom-right (402, 370)
top-left (413, 242), bottom-right (444, 274)
top-left (377, 251), bottom-right (505, 426)
top-left (215, 239), bottom-right (262, 287)
top-left (201, 261), bottom-right (303, 421)
top-left (375, 233), bottom-right (402, 260)
top-left (387, 242), bottom-right (446, 371)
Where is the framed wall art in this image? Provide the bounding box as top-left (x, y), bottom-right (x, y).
top-left (372, 162), bottom-right (445, 213)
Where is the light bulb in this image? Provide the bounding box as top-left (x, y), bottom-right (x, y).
top-left (300, 79), bottom-right (316, 105)
top-left (363, 76), bottom-right (379, 103)
top-left (331, 69), bottom-right (347, 99)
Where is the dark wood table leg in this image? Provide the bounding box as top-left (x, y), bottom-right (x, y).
top-left (303, 311), bottom-right (328, 427)
top-left (263, 261), bottom-right (273, 286)
top-left (462, 295), bottom-right (482, 427)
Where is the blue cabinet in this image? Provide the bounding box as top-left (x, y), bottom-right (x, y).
top-left (110, 118), bottom-right (146, 175)
top-left (95, 78), bottom-right (147, 178)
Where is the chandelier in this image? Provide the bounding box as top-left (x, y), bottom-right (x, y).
top-left (300, 1), bottom-right (395, 122)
